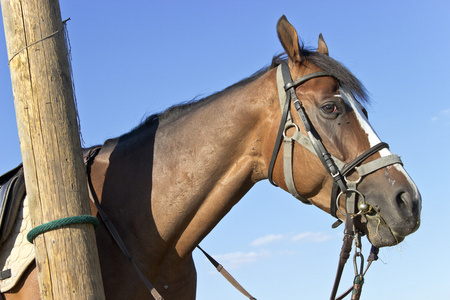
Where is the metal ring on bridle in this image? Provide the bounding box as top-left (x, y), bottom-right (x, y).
top-left (336, 189), bottom-right (365, 215)
top-left (283, 123), bottom-right (299, 138)
top-left (344, 174), bottom-right (362, 184)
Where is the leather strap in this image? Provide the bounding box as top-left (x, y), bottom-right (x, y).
top-left (339, 142), bottom-right (389, 177)
top-left (290, 131), bottom-right (345, 170)
top-left (330, 181), bottom-right (357, 300)
top-left (197, 246), bottom-right (257, 300)
top-left (268, 65), bottom-right (293, 187)
top-left (335, 246), bottom-right (379, 300)
top-left (355, 154), bottom-right (402, 177)
top-left (330, 143), bottom-right (402, 219)
top-left (85, 148), bottom-right (164, 300)
top-left (283, 135), bottom-right (305, 202)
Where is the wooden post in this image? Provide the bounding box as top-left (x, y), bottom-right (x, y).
top-left (1, 1), bottom-right (105, 299)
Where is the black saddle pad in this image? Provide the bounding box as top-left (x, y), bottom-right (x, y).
top-left (0, 164), bottom-right (26, 245)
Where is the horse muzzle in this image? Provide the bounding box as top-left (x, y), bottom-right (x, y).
top-left (358, 176), bottom-right (422, 247)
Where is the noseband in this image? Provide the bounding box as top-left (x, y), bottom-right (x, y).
top-left (268, 63), bottom-right (403, 299)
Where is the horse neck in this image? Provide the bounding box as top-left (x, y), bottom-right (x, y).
top-left (149, 70), bottom-right (280, 257)
top-left (90, 68), bottom-right (279, 261)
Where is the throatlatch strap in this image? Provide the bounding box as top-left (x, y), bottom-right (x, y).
top-left (277, 64), bottom-right (309, 203)
top-left (268, 65), bottom-right (293, 186)
top-left (283, 133), bottom-right (310, 204)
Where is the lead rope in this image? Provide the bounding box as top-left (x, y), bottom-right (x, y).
top-left (85, 148), bottom-right (164, 300)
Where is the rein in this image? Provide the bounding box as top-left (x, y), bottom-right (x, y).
top-left (85, 148), bottom-right (164, 300)
top-left (269, 63), bottom-right (403, 299)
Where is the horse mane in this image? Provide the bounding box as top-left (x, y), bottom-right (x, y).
top-left (121, 47), bottom-right (368, 140)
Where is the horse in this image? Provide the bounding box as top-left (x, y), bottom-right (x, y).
top-left (2, 16), bottom-right (421, 300)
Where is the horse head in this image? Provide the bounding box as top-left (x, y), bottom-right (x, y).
top-left (268, 16), bottom-right (421, 248)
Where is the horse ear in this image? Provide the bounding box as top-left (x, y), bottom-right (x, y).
top-left (317, 33), bottom-right (329, 56)
top-left (277, 15), bottom-right (302, 65)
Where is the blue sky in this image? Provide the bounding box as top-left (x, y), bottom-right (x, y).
top-left (1, 1), bottom-right (449, 299)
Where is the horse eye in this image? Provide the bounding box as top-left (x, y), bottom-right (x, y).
top-left (321, 104), bottom-right (339, 114)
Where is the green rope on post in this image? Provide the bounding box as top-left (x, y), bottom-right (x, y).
top-left (27, 215), bottom-right (99, 243)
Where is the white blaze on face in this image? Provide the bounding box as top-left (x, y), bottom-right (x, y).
top-left (337, 88), bottom-right (420, 198)
top-left (338, 88), bottom-right (390, 157)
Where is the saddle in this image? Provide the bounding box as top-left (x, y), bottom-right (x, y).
top-left (0, 147), bottom-right (103, 248)
top-left (0, 164), bottom-right (26, 247)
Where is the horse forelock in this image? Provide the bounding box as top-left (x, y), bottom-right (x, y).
top-left (299, 47), bottom-right (369, 105)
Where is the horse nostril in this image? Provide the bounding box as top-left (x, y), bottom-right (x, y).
top-left (396, 191), bottom-right (411, 211)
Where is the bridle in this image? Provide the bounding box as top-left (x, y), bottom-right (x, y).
top-left (268, 62), bottom-right (403, 299)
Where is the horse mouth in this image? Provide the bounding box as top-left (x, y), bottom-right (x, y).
top-left (356, 213), bottom-right (405, 247)
top-left (352, 191), bottom-right (421, 248)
